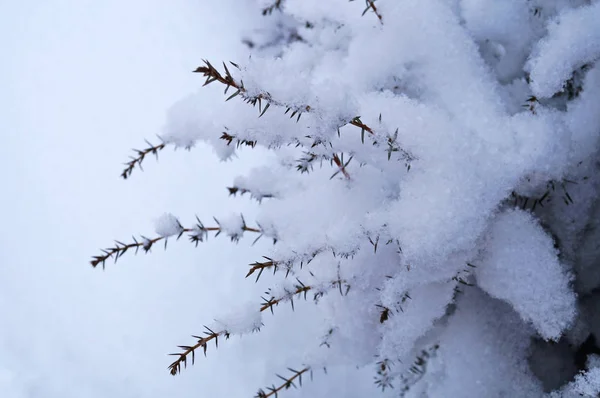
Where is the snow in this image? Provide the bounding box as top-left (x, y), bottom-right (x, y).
top-left (527, 1), bottom-right (600, 98)
top-left (7, 0), bottom-right (600, 396)
top-left (551, 357), bottom-right (600, 397)
top-left (477, 209), bottom-right (577, 340)
top-left (216, 214), bottom-right (246, 241)
top-left (154, 0), bottom-right (600, 395)
top-left (154, 212), bottom-right (184, 237)
top-left (425, 288), bottom-right (544, 398)
top-left (213, 302), bottom-right (263, 335)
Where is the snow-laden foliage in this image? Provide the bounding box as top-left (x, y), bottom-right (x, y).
top-left (93, 0), bottom-right (600, 396)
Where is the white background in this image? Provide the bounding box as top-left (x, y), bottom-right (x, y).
top-left (0, 1), bottom-right (278, 396)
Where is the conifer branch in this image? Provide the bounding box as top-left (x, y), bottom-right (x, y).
top-left (168, 277), bottom-right (348, 376)
top-left (261, 0), bottom-right (284, 16)
top-left (227, 186), bottom-right (275, 202)
top-left (168, 326), bottom-right (230, 375)
top-left (193, 60), bottom-right (310, 118)
top-left (191, 59), bottom-right (418, 172)
top-left (374, 358), bottom-right (395, 391)
top-left (260, 278), bottom-right (350, 314)
top-left (364, 0), bottom-right (383, 24)
top-left (247, 249), bottom-right (325, 282)
top-left (374, 344), bottom-right (439, 394)
top-left (247, 257), bottom-right (285, 282)
top-left (451, 263), bottom-right (476, 296)
top-left (221, 131), bottom-right (257, 148)
top-left (260, 280), bottom-right (312, 314)
top-left (331, 153), bottom-right (352, 180)
top-left (90, 215), bottom-right (266, 269)
top-left (255, 367), bottom-right (311, 398)
top-left (193, 60), bottom-right (380, 136)
top-left (510, 178), bottom-right (578, 211)
top-left (121, 138), bottom-right (166, 179)
top-left (350, 0), bottom-right (383, 23)
top-left (398, 344), bottom-right (440, 396)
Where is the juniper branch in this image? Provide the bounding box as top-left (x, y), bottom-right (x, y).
top-left (260, 278), bottom-right (350, 314)
top-left (364, 0), bottom-right (383, 23)
top-left (121, 138), bottom-right (166, 179)
top-left (255, 367), bottom-right (311, 398)
top-left (168, 277), bottom-right (348, 376)
top-left (192, 59), bottom-right (418, 172)
top-left (221, 131), bottom-right (257, 148)
top-left (262, 0), bottom-right (284, 15)
top-left (247, 257), bottom-right (282, 282)
top-left (193, 59), bottom-right (377, 136)
top-left (331, 153), bottom-right (352, 180)
top-left (90, 216), bottom-right (264, 269)
top-left (168, 327), bottom-right (230, 376)
top-left (122, 58), bottom-right (412, 180)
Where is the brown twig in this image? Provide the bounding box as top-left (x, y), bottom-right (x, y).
top-left (168, 327), bottom-right (230, 376)
top-left (168, 278), bottom-right (348, 376)
top-left (255, 367), bottom-right (311, 398)
top-left (167, 285), bottom-right (311, 377)
top-left (220, 132), bottom-right (256, 148)
top-left (364, 0), bottom-right (383, 23)
top-left (193, 59), bottom-right (372, 135)
top-left (121, 139), bottom-right (166, 179)
top-left (192, 59), bottom-right (419, 173)
top-left (193, 60), bottom-right (304, 118)
top-left (262, 0), bottom-right (284, 15)
top-left (331, 153), bottom-right (352, 180)
top-left (260, 281), bottom-right (313, 314)
top-left (260, 278), bottom-right (350, 314)
top-left (246, 257), bottom-right (284, 282)
top-left (90, 216), bottom-right (264, 269)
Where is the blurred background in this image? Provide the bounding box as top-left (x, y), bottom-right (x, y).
top-left (0, 1), bottom-right (277, 396)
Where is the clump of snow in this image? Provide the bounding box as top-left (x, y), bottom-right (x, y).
top-left (216, 213), bottom-right (246, 242)
top-left (565, 63), bottom-right (600, 165)
top-left (527, 1), bottom-right (600, 98)
top-left (426, 288), bottom-right (544, 398)
top-left (551, 362), bottom-right (600, 398)
top-left (154, 213), bottom-right (184, 238)
top-left (477, 209), bottom-right (576, 340)
top-left (213, 302), bottom-right (263, 336)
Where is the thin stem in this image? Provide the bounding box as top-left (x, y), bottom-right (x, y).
top-left (255, 367), bottom-right (311, 398)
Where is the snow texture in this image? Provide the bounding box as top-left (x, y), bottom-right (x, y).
top-left (477, 209), bottom-right (577, 340)
top-left (91, 0), bottom-right (600, 396)
top-left (527, 1), bottom-right (600, 98)
top-left (154, 213), bottom-right (184, 237)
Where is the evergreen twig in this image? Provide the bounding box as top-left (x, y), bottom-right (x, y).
top-left (255, 367), bottom-right (311, 398)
